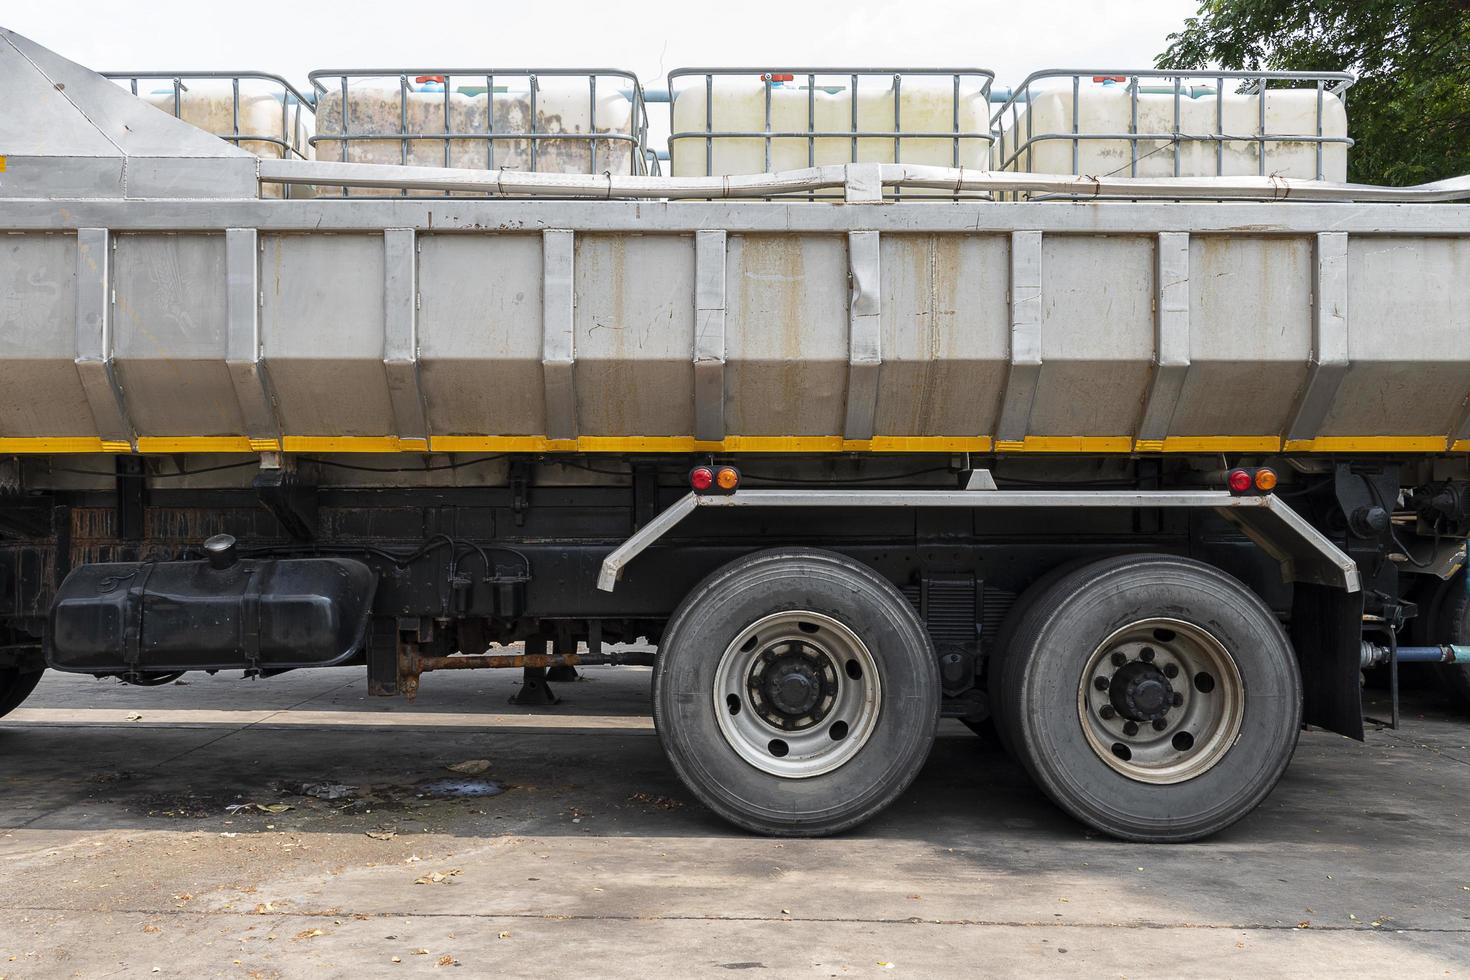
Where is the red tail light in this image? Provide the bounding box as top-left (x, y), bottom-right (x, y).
top-left (1227, 469), bottom-right (1253, 494)
top-left (690, 465), bottom-right (740, 495)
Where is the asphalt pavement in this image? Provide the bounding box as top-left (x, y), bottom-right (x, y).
top-left (1, 658), bottom-right (1468, 978)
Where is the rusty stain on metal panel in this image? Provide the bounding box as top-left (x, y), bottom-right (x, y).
top-left (726, 234), bottom-right (847, 437)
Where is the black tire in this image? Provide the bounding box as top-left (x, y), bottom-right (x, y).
top-left (1001, 554), bottom-right (1301, 843)
top-left (1433, 574), bottom-right (1470, 708)
top-left (987, 558), bottom-right (1098, 759)
top-left (0, 667), bottom-right (44, 719)
top-left (653, 548), bottom-right (940, 836)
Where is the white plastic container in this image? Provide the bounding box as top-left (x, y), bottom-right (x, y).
top-left (312, 76), bottom-right (638, 195)
top-left (994, 80), bottom-right (1348, 184)
top-left (139, 83), bottom-right (312, 161)
top-left (670, 75), bottom-right (991, 178)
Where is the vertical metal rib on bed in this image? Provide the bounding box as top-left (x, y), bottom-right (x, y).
top-left (74, 228), bottom-right (134, 452)
top-left (1286, 232), bottom-right (1350, 448)
top-left (224, 228), bottom-right (280, 450)
top-left (693, 230), bottom-right (727, 443)
top-left (844, 230), bottom-right (882, 441)
top-left (542, 229), bottom-right (577, 441)
top-left (1137, 232), bottom-right (1192, 448)
top-left (383, 228), bottom-right (428, 451)
top-left (996, 230), bottom-right (1043, 447)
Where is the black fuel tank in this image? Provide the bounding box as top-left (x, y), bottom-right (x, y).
top-left (47, 546), bottom-right (377, 674)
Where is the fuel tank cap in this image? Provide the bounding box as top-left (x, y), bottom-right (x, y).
top-left (202, 533), bottom-right (238, 569)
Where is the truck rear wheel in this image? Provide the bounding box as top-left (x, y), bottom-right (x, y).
top-left (999, 555), bottom-right (1301, 843)
top-left (653, 548), bottom-right (939, 836)
top-left (0, 667), bottom-right (44, 719)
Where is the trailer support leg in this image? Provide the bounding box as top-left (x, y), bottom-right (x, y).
top-left (510, 640), bottom-right (560, 706)
top-left (546, 628), bottom-right (579, 683)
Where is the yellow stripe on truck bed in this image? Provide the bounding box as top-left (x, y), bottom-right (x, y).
top-left (0, 435), bottom-right (1459, 455)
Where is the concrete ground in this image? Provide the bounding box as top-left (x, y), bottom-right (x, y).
top-left (1, 658), bottom-right (1468, 979)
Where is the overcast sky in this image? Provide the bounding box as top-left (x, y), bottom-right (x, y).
top-left (9, 0), bottom-right (1199, 91)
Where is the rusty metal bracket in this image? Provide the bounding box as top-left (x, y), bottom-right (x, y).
top-left (254, 466), bottom-right (317, 542)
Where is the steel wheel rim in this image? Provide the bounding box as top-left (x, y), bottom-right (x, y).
top-left (713, 610), bottom-right (882, 779)
top-left (1076, 617), bottom-right (1244, 784)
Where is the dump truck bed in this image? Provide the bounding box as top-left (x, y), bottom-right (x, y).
top-left (1, 196), bottom-right (1467, 458)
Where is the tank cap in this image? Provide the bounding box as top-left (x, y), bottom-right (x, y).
top-left (203, 533), bottom-right (238, 569)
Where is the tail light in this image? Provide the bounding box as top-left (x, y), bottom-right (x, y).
top-left (690, 465), bottom-right (740, 495)
top-left (1227, 467), bottom-right (1277, 495)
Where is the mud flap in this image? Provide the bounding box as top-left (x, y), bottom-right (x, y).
top-left (1291, 583), bottom-right (1365, 740)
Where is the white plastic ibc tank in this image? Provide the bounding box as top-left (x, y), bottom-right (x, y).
top-left (139, 82), bottom-right (313, 161)
top-left (995, 77), bottom-right (1347, 184)
top-left (670, 75), bottom-right (991, 179)
top-left (312, 76), bottom-right (637, 195)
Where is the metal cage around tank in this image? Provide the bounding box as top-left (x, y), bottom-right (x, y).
top-left (103, 70), bottom-right (316, 161)
top-left (990, 68), bottom-right (1356, 200)
top-left (306, 66), bottom-right (657, 196)
top-left (665, 67), bottom-right (996, 199)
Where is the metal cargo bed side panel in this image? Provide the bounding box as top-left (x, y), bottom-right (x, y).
top-left (1169, 236), bottom-right (1312, 439)
top-left (724, 234), bottom-right (850, 439)
top-left (418, 234), bottom-right (545, 439)
top-left (0, 203), bottom-right (1466, 456)
top-left (261, 234), bottom-right (396, 445)
top-left (873, 234), bottom-right (1010, 438)
top-left (113, 233), bottom-right (245, 439)
top-left (574, 234), bottom-right (696, 437)
top-left (1028, 235), bottom-right (1156, 442)
top-left (1316, 236), bottom-right (1470, 442)
top-left (0, 233), bottom-right (96, 444)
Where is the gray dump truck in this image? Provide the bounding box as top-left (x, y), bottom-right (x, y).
top-left (2, 29), bottom-right (1469, 842)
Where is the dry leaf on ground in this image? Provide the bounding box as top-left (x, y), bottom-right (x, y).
top-left (414, 869), bottom-right (463, 885)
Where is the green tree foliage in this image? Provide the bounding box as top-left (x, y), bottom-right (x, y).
top-left (1157, 0), bottom-right (1470, 184)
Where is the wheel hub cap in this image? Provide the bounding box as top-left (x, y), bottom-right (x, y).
top-left (1077, 618), bottom-right (1244, 785)
top-left (763, 655), bottom-right (823, 717)
top-left (1109, 661), bottom-right (1174, 722)
top-left (714, 611), bottom-right (883, 779)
